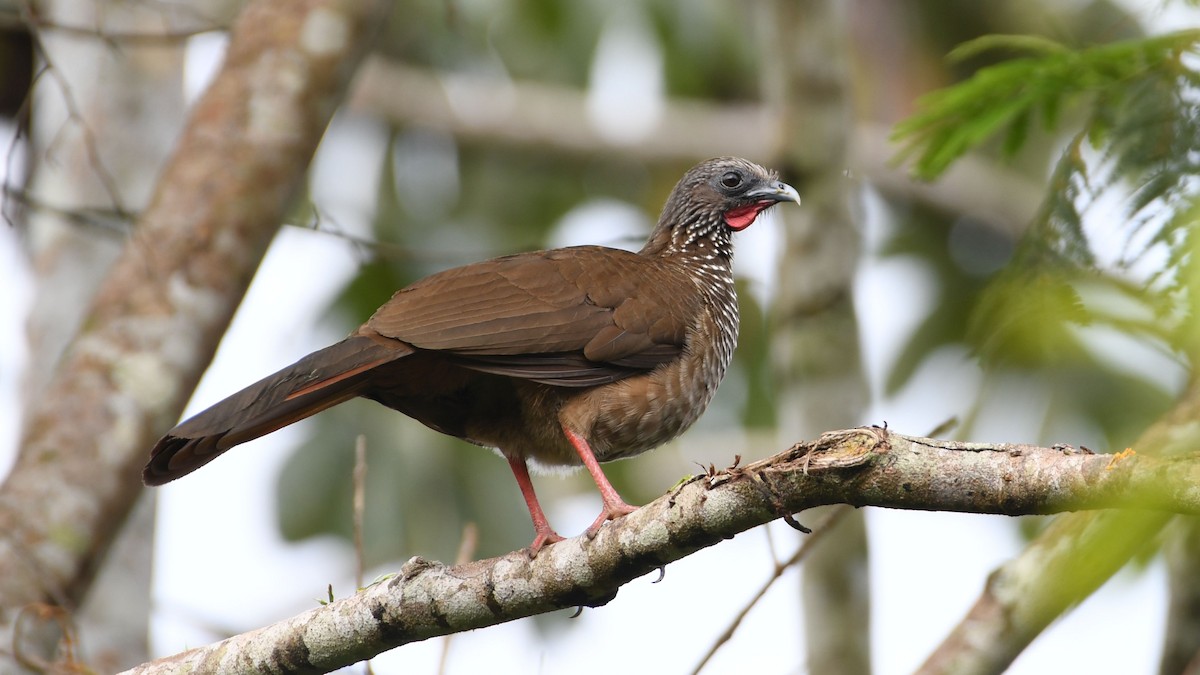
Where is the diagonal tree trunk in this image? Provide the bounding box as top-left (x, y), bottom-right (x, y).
top-left (0, 0), bottom-right (390, 669)
top-left (17, 2), bottom-right (230, 669)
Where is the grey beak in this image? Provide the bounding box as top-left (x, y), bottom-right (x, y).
top-left (747, 180), bottom-right (801, 205)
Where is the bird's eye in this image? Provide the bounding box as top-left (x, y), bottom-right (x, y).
top-left (720, 171), bottom-right (743, 189)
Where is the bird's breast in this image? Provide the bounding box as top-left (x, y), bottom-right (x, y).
top-left (560, 274), bottom-right (739, 463)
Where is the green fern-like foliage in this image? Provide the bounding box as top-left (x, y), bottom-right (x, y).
top-left (893, 30), bottom-right (1200, 181)
top-left (894, 29), bottom-right (1200, 365)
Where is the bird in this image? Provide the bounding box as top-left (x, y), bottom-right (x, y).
top-left (144, 157), bottom-right (800, 555)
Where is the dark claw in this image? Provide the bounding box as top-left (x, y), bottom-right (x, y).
top-left (569, 606), bottom-right (584, 618)
top-left (783, 512), bottom-right (812, 534)
top-left (652, 566), bottom-right (666, 583)
top-left (748, 471), bottom-right (811, 533)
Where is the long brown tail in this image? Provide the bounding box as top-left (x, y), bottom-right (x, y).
top-left (144, 335), bottom-right (412, 485)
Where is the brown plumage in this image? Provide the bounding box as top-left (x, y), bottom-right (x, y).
top-left (144, 157), bottom-right (799, 553)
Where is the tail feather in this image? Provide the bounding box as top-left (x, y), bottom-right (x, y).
top-left (144, 336), bottom-right (411, 485)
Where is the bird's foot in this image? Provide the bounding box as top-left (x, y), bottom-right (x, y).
top-left (584, 499), bottom-right (638, 539)
top-left (527, 528), bottom-right (566, 558)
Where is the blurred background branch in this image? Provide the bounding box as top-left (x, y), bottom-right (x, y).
top-left (349, 56), bottom-right (1041, 235)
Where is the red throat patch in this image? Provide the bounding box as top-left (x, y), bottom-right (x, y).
top-left (722, 200), bottom-right (773, 231)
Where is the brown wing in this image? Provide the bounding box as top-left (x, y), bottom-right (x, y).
top-left (363, 246), bottom-right (700, 386)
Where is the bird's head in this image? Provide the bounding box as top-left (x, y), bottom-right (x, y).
top-left (646, 157), bottom-right (800, 257)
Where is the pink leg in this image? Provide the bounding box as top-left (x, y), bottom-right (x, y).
top-left (506, 454), bottom-right (564, 556)
top-left (562, 426), bottom-right (638, 538)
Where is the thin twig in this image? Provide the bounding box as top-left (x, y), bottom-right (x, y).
top-left (438, 522), bottom-right (479, 675)
top-left (352, 435), bottom-right (372, 675)
top-left (18, 2), bottom-right (130, 220)
top-left (691, 506), bottom-right (853, 675)
top-left (762, 509), bottom-right (780, 564)
top-left (353, 434), bottom-right (367, 590)
top-left (1, 181), bottom-right (499, 268)
top-left (1, 184), bottom-right (132, 236)
top-left (12, 603), bottom-right (79, 672)
top-left (0, 57), bottom-right (38, 231)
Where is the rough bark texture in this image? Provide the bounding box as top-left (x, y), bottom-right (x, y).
top-left (124, 427), bottom-right (1200, 674)
top-left (918, 380), bottom-right (1200, 675)
top-left (0, 0), bottom-right (390, 669)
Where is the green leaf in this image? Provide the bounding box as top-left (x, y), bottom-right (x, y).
top-left (892, 29), bottom-right (1200, 181)
top-left (946, 33), bottom-right (1070, 62)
